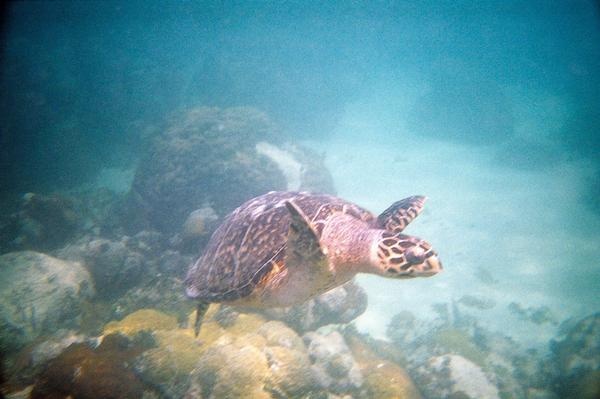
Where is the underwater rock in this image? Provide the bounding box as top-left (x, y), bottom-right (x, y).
top-left (83, 238), bottom-right (145, 298)
top-left (190, 336), bottom-right (272, 399)
top-left (127, 106), bottom-right (335, 234)
top-left (431, 328), bottom-right (488, 367)
top-left (135, 329), bottom-right (204, 398)
top-left (361, 358), bottom-right (421, 398)
top-left (0, 251), bottom-right (94, 354)
top-left (420, 354), bottom-right (500, 399)
top-left (179, 204), bottom-right (219, 252)
top-left (86, 238), bottom-right (144, 295)
top-left (551, 312), bottom-right (600, 398)
top-left (111, 274), bottom-right (191, 321)
top-left (180, 306), bottom-right (316, 398)
top-left (30, 333), bottom-right (153, 399)
top-left (187, 332), bottom-right (316, 399)
top-left (57, 235), bottom-right (148, 298)
top-left (262, 280), bottom-right (368, 334)
top-left (457, 295), bottom-right (496, 310)
top-left (303, 330), bottom-right (363, 394)
top-left (387, 310), bottom-right (420, 348)
top-left (508, 302), bottom-right (557, 325)
top-left (130, 306), bottom-right (318, 398)
top-left (258, 321), bottom-right (306, 352)
top-left (387, 308), bottom-right (549, 399)
top-left (141, 306), bottom-right (268, 397)
top-left (0, 193), bottom-right (80, 253)
top-left (157, 249), bottom-right (191, 278)
top-left (263, 345), bottom-right (315, 398)
top-left (345, 332), bottom-right (422, 399)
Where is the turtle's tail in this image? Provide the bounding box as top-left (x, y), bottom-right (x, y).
top-left (194, 301), bottom-right (210, 337)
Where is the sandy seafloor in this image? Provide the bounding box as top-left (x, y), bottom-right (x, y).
top-left (300, 111), bottom-right (600, 350)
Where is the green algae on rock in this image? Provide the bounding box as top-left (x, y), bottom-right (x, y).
top-left (0, 251), bottom-right (94, 354)
top-left (135, 329), bottom-right (204, 398)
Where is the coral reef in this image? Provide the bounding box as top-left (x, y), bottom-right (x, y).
top-left (190, 336), bottom-right (272, 398)
top-left (110, 274), bottom-right (191, 321)
top-left (550, 312), bottom-right (600, 399)
top-left (0, 193), bottom-right (80, 253)
top-left (0, 251), bottom-right (94, 354)
top-left (127, 106), bottom-right (335, 234)
top-left (303, 329), bottom-right (363, 394)
top-left (508, 302), bottom-right (557, 325)
top-left (131, 306), bottom-right (317, 398)
top-left (135, 329), bottom-right (203, 398)
top-left (345, 332), bottom-right (422, 399)
top-left (386, 305), bottom-right (560, 399)
top-left (30, 333), bottom-right (154, 398)
top-left (422, 354), bottom-right (500, 399)
top-left (186, 315), bottom-right (317, 398)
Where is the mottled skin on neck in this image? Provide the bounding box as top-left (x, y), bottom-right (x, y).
top-left (236, 211), bottom-right (441, 308)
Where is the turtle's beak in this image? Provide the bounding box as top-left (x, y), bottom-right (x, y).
top-left (402, 244), bottom-right (442, 277)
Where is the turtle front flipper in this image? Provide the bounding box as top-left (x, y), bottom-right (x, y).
top-left (377, 195), bottom-right (427, 233)
top-left (284, 200), bottom-right (326, 267)
top-left (193, 301), bottom-right (210, 337)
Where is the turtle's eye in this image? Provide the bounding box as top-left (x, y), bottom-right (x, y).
top-left (377, 235), bottom-right (442, 278)
top-left (405, 246), bottom-right (426, 264)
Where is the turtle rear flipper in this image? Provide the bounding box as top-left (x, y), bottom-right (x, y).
top-left (193, 301), bottom-right (210, 337)
top-left (377, 195), bottom-right (427, 233)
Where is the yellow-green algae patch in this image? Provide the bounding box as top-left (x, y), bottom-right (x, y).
top-left (103, 308), bottom-right (178, 336)
top-left (433, 328), bottom-right (487, 367)
top-left (134, 329), bottom-right (205, 397)
top-left (347, 334), bottom-right (422, 399)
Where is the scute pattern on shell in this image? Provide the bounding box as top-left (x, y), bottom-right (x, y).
top-left (184, 191), bottom-right (375, 302)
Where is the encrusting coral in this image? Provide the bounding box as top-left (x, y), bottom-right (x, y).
top-left (346, 333), bottom-right (423, 399)
top-left (103, 308), bottom-right (178, 336)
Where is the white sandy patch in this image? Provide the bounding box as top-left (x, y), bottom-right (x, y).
top-left (305, 130), bottom-right (600, 347)
top-left (256, 141), bottom-right (303, 190)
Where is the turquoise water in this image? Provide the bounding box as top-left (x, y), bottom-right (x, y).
top-left (1, 2), bottom-right (599, 398)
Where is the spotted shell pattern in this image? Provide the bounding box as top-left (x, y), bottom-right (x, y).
top-left (184, 191), bottom-right (375, 302)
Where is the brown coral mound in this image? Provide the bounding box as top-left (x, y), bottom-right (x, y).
top-left (31, 333), bottom-right (152, 399)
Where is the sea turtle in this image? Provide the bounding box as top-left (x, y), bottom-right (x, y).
top-left (185, 191), bottom-right (442, 335)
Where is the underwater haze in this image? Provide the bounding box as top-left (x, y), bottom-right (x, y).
top-left (1, 1), bottom-right (600, 398)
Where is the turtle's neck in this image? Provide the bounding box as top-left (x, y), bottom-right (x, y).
top-left (320, 213), bottom-right (377, 281)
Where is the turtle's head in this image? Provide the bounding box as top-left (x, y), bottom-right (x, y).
top-left (371, 232), bottom-right (442, 278)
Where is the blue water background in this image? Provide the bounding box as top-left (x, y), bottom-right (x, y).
top-left (1, 0), bottom-right (599, 347)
